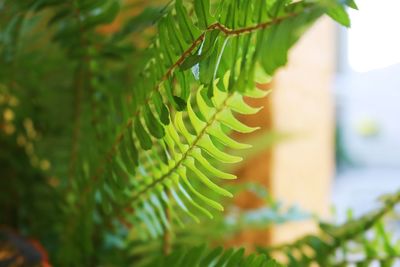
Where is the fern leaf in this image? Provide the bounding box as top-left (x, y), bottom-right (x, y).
top-left (145, 245), bottom-right (283, 267)
top-left (76, 4), bottom-right (352, 236)
top-left (99, 0), bottom-right (337, 160)
top-left (123, 76), bottom-right (263, 238)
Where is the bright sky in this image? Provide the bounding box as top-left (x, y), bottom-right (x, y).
top-left (348, 0), bottom-right (400, 72)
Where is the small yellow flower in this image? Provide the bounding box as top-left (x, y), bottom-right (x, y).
top-left (40, 159), bottom-right (51, 171)
top-left (23, 118), bottom-right (33, 130)
top-left (27, 128), bottom-right (37, 140)
top-left (3, 108), bottom-right (14, 121)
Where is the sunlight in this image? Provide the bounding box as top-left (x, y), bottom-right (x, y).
top-left (348, 0), bottom-right (400, 72)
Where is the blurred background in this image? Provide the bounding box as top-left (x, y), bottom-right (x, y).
top-left (334, 0), bottom-right (400, 220)
top-left (238, 0), bottom-right (400, 245)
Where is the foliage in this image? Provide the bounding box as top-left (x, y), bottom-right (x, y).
top-left (3, 0), bottom-right (398, 266)
top-left (126, 182), bottom-right (310, 266)
top-left (146, 245), bottom-right (283, 267)
top-left (259, 190), bottom-right (400, 266)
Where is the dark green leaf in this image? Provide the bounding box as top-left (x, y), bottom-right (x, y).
top-left (143, 105), bottom-right (165, 138)
top-left (152, 92), bottom-right (170, 125)
top-left (134, 118), bottom-right (152, 150)
top-left (326, 3), bottom-right (351, 27)
top-left (345, 0), bottom-right (358, 10)
top-left (83, 1), bottom-right (120, 29)
top-left (194, 0), bottom-right (215, 28)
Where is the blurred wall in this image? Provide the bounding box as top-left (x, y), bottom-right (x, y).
top-left (233, 16), bottom-right (337, 247)
top-left (270, 16), bottom-right (336, 244)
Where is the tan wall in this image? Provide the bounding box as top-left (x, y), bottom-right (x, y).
top-left (270, 16), bottom-right (336, 244)
top-left (231, 16), bottom-right (336, 248)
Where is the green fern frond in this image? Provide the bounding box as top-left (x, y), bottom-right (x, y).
top-left (145, 245), bottom-right (283, 267)
top-left (120, 73), bottom-right (267, 238)
top-left (81, 0), bottom-right (350, 238)
top-left (76, 6), bottom-right (354, 237)
top-left (49, 0), bottom-right (354, 242)
top-left (91, 0), bottom-right (338, 181)
top-left (330, 219), bottom-right (400, 267)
